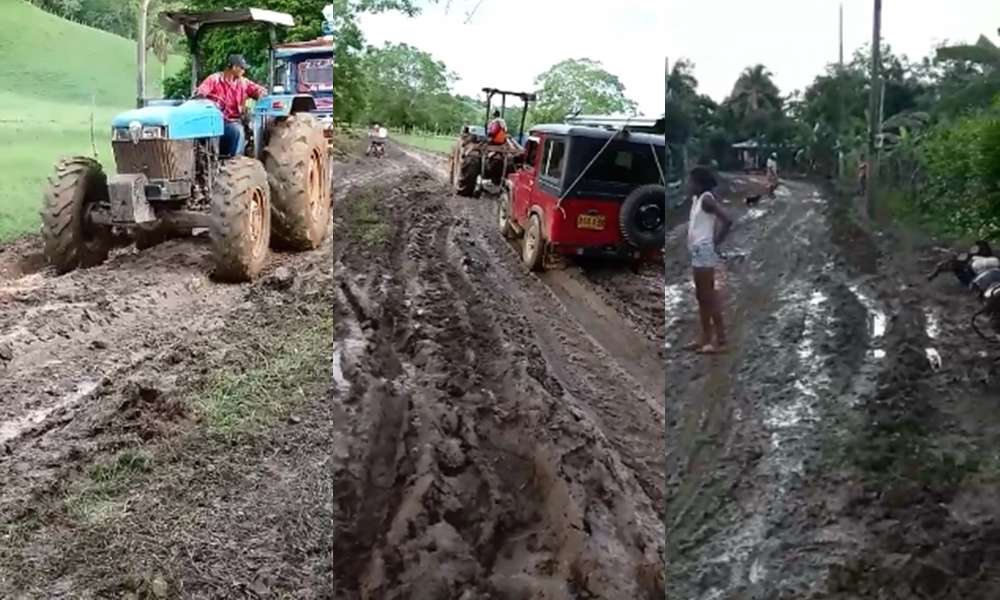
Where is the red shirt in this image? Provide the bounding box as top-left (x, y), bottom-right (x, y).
top-left (195, 73), bottom-right (267, 121)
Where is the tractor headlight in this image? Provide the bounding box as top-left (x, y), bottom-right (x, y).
top-left (113, 125), bottom-right (167, 142)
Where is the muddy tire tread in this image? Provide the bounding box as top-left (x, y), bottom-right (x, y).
top-left (263, 113), bottom-right (330, 250)
top-left (40, 156), bottom-right (112, 274)
top-left (210, 157), bottom-right (270, 282)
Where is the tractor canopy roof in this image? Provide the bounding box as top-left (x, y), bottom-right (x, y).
top-left (160, 8), bottom-right (295, 34)
top-left (529, 124), bottom-right (664, 148)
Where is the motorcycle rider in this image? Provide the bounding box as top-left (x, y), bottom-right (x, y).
top-left (366, 121), bottom-right (388, 156)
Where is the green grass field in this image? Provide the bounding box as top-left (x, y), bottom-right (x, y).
top-left (0, 0), bottom-right (183, 242)
top-left (394, 132), bottom-right (454, 155)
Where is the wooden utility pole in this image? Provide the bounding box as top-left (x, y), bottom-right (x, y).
top-left (137, 0), bottom-right (152, 108)
top-left (866, 0), bottom-right (882, 218)
top-left (839, 2), bottom-right (844, 67)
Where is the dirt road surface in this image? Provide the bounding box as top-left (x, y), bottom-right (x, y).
top-left (666, 176), bottom-right (1000, 599)
top-left (0, 139), bottom-right (665, 598)
top-left (0, 159), bottom-right (337, 596)
top-left (328, 143), bottom-right (665, 598)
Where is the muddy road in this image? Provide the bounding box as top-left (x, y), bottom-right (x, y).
top-left (0, 163), bottom-right (337, 596)
top-left (329, 144), bottom-right (665, 598)
top-left (666, 176), bottom-right (1000, 599)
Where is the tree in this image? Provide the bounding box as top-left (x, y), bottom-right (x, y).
top-left (934, 34), bottom-right (1000, 115)
top-left (531, 58), bottom-right (638, 124)
top-left (726, 64), bottom-right (782, 121)
top-left (359, 42), bottom-right (470, 132)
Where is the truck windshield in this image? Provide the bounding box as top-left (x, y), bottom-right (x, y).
top-left (297, 58), bottom-right (333, 92)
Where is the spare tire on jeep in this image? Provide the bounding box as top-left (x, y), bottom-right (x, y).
top-left (619, 184), bottom-right (666, 251)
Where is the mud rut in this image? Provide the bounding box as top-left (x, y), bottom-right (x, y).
top-left (329, 146), bottom-right (665, 598)
top-left (666, 177), bottom-right (1000, 599)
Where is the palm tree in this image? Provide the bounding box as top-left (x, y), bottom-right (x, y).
top-left (728, 64), bottom-right (782, 119)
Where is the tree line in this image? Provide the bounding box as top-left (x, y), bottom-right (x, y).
top-left (669, 35), bottom-right (1000, 238)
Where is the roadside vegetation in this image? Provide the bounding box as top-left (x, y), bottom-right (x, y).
top-left (669, 35), bottom-right (1000, 240)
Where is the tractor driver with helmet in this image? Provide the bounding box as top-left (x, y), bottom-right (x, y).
top-left (195, 54), bottom-right (268, 157)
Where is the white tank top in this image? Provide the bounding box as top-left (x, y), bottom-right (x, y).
top-left (688, 191), bottom-right (717, 249)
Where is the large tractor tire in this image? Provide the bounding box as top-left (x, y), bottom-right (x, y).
top-left (40, 156), bottom-right (113, 274)
top-left (263, 114), bottom-right (331, 250)
top-left (619, 184), bottom-right (666, 251)
top-left (210, 157), bottom-right (271, 282)
top-left (456, 150), bottom-right (480, 197)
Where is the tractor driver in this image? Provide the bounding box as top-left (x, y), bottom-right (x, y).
top-left (195, 54), bottom-right (268, 158)
top-left (487, 110), bottom-right (507, 145)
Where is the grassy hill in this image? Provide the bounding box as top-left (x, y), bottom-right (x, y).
top-left (0, 0), bottom-right (184, 241)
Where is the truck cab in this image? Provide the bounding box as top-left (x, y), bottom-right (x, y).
top-left (274, 38), bottom-right (334, 140)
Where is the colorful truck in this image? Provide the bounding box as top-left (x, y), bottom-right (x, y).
top-left (273, 37), bottom-right (334, 141)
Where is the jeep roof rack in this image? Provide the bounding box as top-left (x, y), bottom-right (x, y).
top-left (564, 114), bottom-right (664, 134)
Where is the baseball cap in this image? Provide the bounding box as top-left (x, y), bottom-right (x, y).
top-left (228, 54), bottom-right (249, 69)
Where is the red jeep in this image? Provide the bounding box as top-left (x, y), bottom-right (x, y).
top-left (498, 124), bottom-right (665, 271)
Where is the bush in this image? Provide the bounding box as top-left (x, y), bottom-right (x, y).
top-left (918, 104), bottom-right (1000, 237)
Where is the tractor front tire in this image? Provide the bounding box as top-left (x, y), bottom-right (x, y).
top-left (497, 189), bottom-right (515, 239)
top-left (210, 157), bottom-right (271, 282)
top-left (263, 114), bottom-right (330, 250)
top-left (40, 156), bottom-right (113, 274)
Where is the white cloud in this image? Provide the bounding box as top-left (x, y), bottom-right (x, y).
top-left (358, 0), bottom-right (666, 116)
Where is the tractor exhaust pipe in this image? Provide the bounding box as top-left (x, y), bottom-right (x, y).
top-left (137, 0), bottom-right (152, 108)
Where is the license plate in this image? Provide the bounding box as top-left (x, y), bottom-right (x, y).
top-left (577, 213), bottom-right (605, 230)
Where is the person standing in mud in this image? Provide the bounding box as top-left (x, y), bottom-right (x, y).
top-left (686, 166), bottom-right (733, 354)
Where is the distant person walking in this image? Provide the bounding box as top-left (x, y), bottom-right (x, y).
top-left (857, 158), bottom-right (869, 196)
top-left (765, 153), bottom-right (779, 197)
top-left (686, 166), bottom-right (733, 354)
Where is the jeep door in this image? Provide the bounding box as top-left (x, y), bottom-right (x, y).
top-left (511, 135), bottom-right (541, 227)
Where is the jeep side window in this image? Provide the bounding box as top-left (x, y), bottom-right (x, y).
top-left (542, 139), bottom-right (566, 180)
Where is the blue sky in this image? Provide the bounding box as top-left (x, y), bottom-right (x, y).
top-left (358, 0), bottom-right (667, 116)
top-left (666, 0), bottom-right (1000, 101)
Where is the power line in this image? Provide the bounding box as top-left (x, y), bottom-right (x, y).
top-left (464, 0), bottom-right (486, 24)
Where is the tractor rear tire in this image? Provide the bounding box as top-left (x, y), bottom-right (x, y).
top-left (40, 156), bottom-right (113, 274)
top-left (263, 114), bottom-right (331, 251)
top-left (456, 151), bottom-right (480, 197)
top-left (210, 157), bottom-right (271, 282)
top-left (619, 184), bottom-right (666, 251)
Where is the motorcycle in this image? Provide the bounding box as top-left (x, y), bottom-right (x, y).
top-left (366, 136), bottom-right (386, 159)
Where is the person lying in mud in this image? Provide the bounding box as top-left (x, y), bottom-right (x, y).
top-left (927, 240), bottom-right (997, 287)
top-left (686, 166), bottom-right (733, 354)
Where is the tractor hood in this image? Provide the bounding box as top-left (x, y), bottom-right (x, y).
top-left (111, 100), bottom-right (224, 140)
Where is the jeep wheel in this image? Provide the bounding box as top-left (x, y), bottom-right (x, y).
top-left (497, 189), bottom-right (514, 239)
top-left (40, 156), bottom-right (113, 274)
top-left (522, 213), bottom-right (545, 272)
top-left (263, 114), bottom-right (330, 250)
top-left (210, 157), bottom-right (271, 282)
top-left (619, 184), bottom-right (666, 251)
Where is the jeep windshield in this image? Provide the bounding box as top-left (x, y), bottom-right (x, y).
top-left (565, 137), bottom-right (663, 199)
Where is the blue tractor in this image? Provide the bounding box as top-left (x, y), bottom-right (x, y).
top-left (40, 8), bottom-right (331, 282)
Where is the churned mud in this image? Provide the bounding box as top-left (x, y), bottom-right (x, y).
top-left (329, 145), bottom-right (665, 598)
top-left (665, 175), bottom-right (1000, 599)
top-left (0, 157), bottom-right (339, 597)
